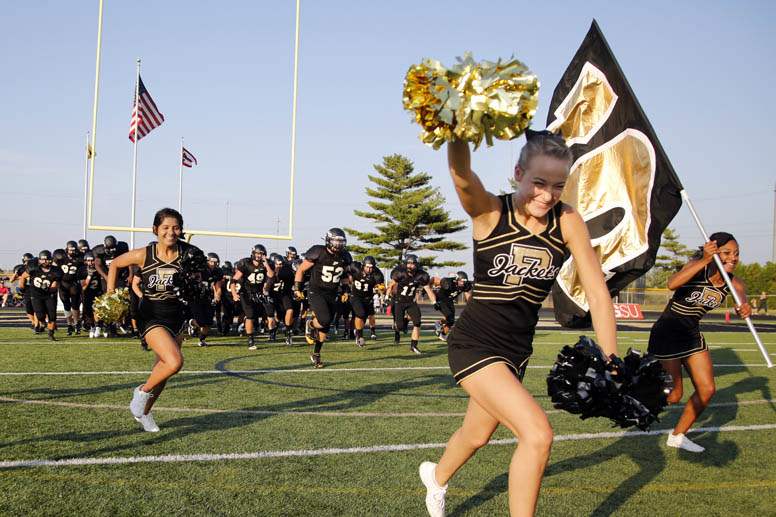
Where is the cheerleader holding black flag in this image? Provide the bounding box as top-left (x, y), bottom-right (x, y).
top-left (107, 208), bottom-right (200, 433)
top-left (647, 233), bottom-right (751, 452)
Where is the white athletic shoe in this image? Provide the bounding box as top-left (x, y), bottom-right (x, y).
top-left (419, 461), bottom-right (446, 517)
top-left (666, 432), bottom-right (705, 452)
top-left (134, 412), bottom-right (160, 433)
top-left (93, 326), bottom-right (101, 338)
top-left (129, 385), bottom-right (152, 418)
top-left (88, 328), bottom-right (95, 339)
top-left (356, 337), bottom-right (365, 348)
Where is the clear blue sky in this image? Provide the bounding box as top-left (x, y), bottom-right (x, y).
top-left (1, 1), bottom-right (775, 272)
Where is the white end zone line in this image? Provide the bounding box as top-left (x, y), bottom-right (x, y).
top-left (1, 422), bottom-right (775, 470)
top-left (0, 362), bottom-right (774, 377)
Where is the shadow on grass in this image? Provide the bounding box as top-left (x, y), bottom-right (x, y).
top-left (450, 348), bottom-right (770, 516)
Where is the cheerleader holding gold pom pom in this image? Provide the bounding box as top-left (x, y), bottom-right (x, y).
top-left (647, 232), bottom-right (751, 452)
top-left (404, 55), bottom-right (620, 517)
top-left (107, 208), bottom-right (198, 433)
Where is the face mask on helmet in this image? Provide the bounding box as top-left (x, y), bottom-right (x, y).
top-left (325, 228), bottom-right (347, 252)
top-left (23, 253), bottom-right (34, 263)
top-left (104, 236), bottom-right (117, 253)
top-left (286, 246), bottom-right (298, 260)
top-left (78, 239), bottom-right (90, 252)
top-left (207, 253), bottom-right (220, 267)
top-left (404, 254), bottom-right (419, 271)
top-left (38, 251), bottom-right (52, 266)
top-left (252, 244), bottom-right (267, 261)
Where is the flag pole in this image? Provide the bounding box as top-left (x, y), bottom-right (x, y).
top-left (83, 132), bottom-right (90, 240)
top-left (178, 137), bottom-right (183, 213)
top-left (130, 58), bottom-right (141, 249)
top-left (681, 190), bottom-right (773, 368)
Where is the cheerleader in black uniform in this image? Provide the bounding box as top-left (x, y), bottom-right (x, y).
top-left (648, 232), bottom-right (750, 453)
top-left (107, 208), bottom-right (197, 433)
top-left (419, 132), bottom-right (619, 517)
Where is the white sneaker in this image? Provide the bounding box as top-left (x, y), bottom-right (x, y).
top-left (419, 461), bottom-right (446, 517)
top-left (666, 432), bottom-right (705, 452)
top-left (134, 412), bottom-right (160, 432)
top-left (88, 328), bottom-right (95, 338)
top-left (356, 337), bottom-right (365, 348)
top-left (93, 326), bottom-right (101, 338)
top-left (129, 386), bottom-right (152, 418)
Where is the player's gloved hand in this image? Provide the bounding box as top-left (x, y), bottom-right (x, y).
top-left (433, 301), bottom-right (441, 311)
top-left (293, 281), bottom-right (305, 301)
top-left (340, 293), bottom-right (349, 303)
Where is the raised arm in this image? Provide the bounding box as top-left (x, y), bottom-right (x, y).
top-left (447, 140), bottom-right (502, 236)
top-left (560, 207), bottom-right (617, 358)
top-left (107, 248), bottom-right (145, 293)
top-left (666, 241), bottom-right (717, 291)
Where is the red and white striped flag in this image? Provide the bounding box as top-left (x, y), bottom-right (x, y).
top-left (182, 147), bottom-right (197, 168)
top-left (128, 76), bottom-right (164, 142)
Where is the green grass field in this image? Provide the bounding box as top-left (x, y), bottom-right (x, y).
top-left (1, 326), bottom-right (775, 516)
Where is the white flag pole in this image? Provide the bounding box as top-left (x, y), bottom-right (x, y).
top-left (83, 131), bottom-right (90, 240)
top-left (130, 58), bottom-right (141, 249)
top-left (178, 137), bottom-right (183, 213)
top-left (681, 190), bottom-right (773, 368)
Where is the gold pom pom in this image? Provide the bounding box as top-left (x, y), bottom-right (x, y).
top-left (93, 288), bottom-right (131, 325)
top-left (402, 53), bottom-right (539, 149)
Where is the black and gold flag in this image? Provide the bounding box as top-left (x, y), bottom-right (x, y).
top-left (547, 20), bottom-right (684, 327)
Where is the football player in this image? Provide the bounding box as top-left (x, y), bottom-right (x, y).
top-left (388, 254), bottom-right (436, 354)
top-left (431, 271), bottom-right (473, 341)
top-left (19, 250), bottom-right (62, 340)
top-left (231, 244), bottom-right (274, 350)
top-left (58, 241), bottom-right (87, 335)
top-left (294, 228), bottom-right (352, 368)
top-left (267, 253), bottom-right (296, 345)
top-left (347, 256), bottom-right (385, 346)
top-left (11, 253), bottom-right (36, 330)
top-left (81, 252), bottom-right (104, 337)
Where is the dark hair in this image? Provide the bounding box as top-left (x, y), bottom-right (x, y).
top-left (692, 231), bottom-right (737, 276)
top-left (517, 130), bottom-right (573, 171)
top-left (691, 231), bottom-right (737, 260)
top-left (152, 208), bottom-right (184, 237)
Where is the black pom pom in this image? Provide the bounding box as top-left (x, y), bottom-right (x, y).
top-left (547, 337), bottom-right (672, 430)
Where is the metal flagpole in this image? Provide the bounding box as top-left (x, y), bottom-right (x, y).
top-left (83, 132), bottom-right (90, 239)
top-left (681, 190), bottom-right (773, 368)
top-left (178, 137), bottom-right (183, 212)
top-left (130, 58), bottom-right (141, 249)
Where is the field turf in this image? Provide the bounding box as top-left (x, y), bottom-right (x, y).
top-left (1, 325), bottom-right (775, 516)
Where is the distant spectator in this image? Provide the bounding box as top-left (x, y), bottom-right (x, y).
top-left (0, 279), bottom-right (9, 307)
top-left (759, 292), bottom-right (768, 314)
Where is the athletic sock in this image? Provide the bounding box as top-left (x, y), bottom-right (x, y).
top-left (394, 330), bottom-right (401, 343)
top-left (369, 326), bottom-right (376, 335)
top-left (411, 339), bottom-right (418, 349)
top-left (314, 342), bottom-right (323, 354)
top-left (355, 328), bottom-right (363, 339)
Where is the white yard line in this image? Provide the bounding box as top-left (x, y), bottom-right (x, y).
top-left (1, 396), bottom-right (772, 419)
top-left (1, 422), bottom-right (774, 470)
top-left (1, 361), bottom-right (774, 377)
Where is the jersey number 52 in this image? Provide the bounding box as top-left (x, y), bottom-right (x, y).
top-left (321, 266), bottom-right (344, 283)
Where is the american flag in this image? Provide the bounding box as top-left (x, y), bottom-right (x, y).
top-left (128, 76), bottom-right (164, 142)
top-left (182, 147), bottom-right (197, 168)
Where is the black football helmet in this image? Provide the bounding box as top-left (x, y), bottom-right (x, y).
top-left (403, 253), bottom-right (419, 271)
top-left (104, 235), bottom-right (117, 253)
top-left (325, 228), bottom-right (347, 253)
top-left (38, 250), bottom-right (53, 266)
top-left (207, 253), bottom-right (220, 267)
top-left (269, 253), bottom-right (285, 268)
top-left (221, 262), bottom-right (234, 276)
top-left (22, 253), bottom-right (34, 264)
top-left (84, 252), bottom-right (95, 263)
top-left (66, 241), bottom-right (79, 258)
top-left (286, 246), bottom-right (298, 261)
top-left (78, 239), bottom-right (90, 253)
top-left (53, 248), bottom-right (67, 264)
top-left (251, 244), bottom-right (267, 262)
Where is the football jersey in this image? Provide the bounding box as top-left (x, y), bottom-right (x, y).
top-left (471, 194), bottom-right (566, 328)
top-left (390, 265), bottom-right (430, 303)
top-left (83, 268), bottom-right (103, 293)
top-left (59, 258), bottom-right (86, 288)
top-left (437, 277), bottom-right (473, 301)
top-left (269, 264), bottom-right (295, 298)
top-left (28, 265), bottom-right (62, 298)
top-left (304, 245), bottom-right (352, 294)
top-left (662, 265), bottom-right (730, 323)
top-left (93, 243), bottom-right (130, 281)
top-left (348, 264), bottom-right (385, 299)
top-left (236, 258), bottom-right (269, 293)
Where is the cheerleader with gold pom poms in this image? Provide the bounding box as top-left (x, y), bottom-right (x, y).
top-left (404, 55), bottom-right (620, 517)
top-left (107, 208), bottom-right (202, 433)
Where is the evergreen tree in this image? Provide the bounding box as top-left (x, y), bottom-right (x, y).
top-left (345, 154), bottom-right (467, 269)
top-left (646, 227), bottom-right (694, 287)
